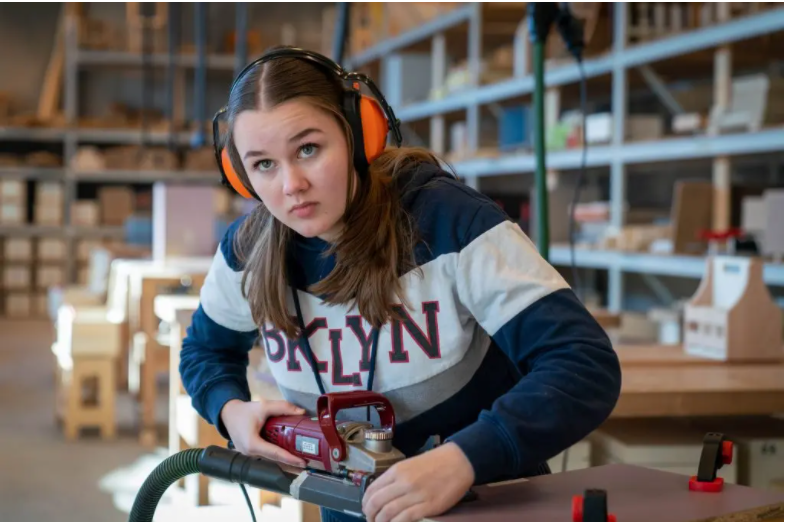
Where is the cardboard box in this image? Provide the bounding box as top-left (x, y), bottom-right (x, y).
top-left (0, 179), bottom-right (26, 201)
top-left (35, 182), bottom-right (64, 206)
top-left (3, 265), bottom-right (31, 289)
top-left (5, 293), bottom-right (31, 318)
top-left (71, 200), bottom-right (100, 227)
top-left (4, 238), bottom-right (33, 261)
top-left (36, 265), bottom-right (65, 288)
top-left (0, 202), bottom-right (25, 225)
top-left (34, 204), bottom-right (62, 226)
top-left (37, 238), bottom-right (67, 261)
top-left (98, 187), bottom-right (134, 226)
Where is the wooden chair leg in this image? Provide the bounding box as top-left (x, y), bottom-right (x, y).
top-left (98, 358), bottom-right (117, 439)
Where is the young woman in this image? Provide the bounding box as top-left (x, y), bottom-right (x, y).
top-left (180, 47), bottom-right (621, 522)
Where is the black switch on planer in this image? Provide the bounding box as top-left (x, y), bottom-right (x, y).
top-left (689, 432), bottom-right (733, 492)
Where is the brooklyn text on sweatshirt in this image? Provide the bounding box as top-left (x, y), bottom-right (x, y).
top-left (179, 163), bottom-right (622, 486)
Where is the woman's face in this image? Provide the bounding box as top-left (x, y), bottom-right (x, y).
top-left (233, 99), bottom-right (353, 242)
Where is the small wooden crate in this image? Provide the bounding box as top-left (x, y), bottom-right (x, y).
top-left (683, 256), bottom-right (783, 361)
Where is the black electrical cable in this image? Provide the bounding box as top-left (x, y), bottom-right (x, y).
top-left (228, 440), bottom-right (258, 522)
top-left (239, 482), bottom-right (258, 522)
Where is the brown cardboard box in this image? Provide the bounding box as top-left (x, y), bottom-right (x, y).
top-left (139, 147), bottom-right (178, 171)
top-left (34, 204), bottom-right (63, 226)
top-left (36, 182), bottom-right (64, 206)
top-left (36, 265), bottom-right (65, 288)
top-left (3, 265), bottom-right (31, 289)
top-left (0, 202), bottom-right (25, 225)
top-left (0, 179), bottom-right (26, 201)
top-left (4, 238), bottom-right (33, 261)
top-left (37, 238), bottom-right (67, 261)
top-left (5, 293), bottom-right (31, 318)
top-left (98, 187), bottom-right (134, 226)
top-left (71, 200), bottom-right (100, 227)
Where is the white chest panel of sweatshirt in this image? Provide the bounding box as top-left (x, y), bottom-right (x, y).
top-left (261, 252), bottom-right (478, 395)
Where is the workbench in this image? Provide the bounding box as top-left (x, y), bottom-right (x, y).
top-left (105, 257), bottom-right (212, 445)
top-left (427, 463), bottom-right (784, 522)
top-left (614, 344), bottom-right (783, 418)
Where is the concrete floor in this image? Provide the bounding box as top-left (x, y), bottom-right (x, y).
top-left (0, 317), bottom-right (288, 522)
top-left (0, 318), bottom-right (155, 522)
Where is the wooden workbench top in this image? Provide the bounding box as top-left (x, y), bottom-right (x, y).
top-left (613, 344), bottom-right (783, 418)
top-left (616, 344), bottom-right (784, 366)
top-left (427, 464), bottom-right (783, 522)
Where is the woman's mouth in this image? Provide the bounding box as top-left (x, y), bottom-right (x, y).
top-left (290, 202), bottom-right (317, 218)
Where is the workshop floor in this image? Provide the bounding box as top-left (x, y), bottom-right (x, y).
top-left (0, 318), bottom-right (156, 522)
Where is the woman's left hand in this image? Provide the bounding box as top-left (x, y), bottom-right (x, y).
top-left (361, 441), bottom-right (475, 522)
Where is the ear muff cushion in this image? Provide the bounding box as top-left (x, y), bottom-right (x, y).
top-left (221, 148), bottom-right (255, 199)
top-left (359, 95), bottom-right (388, 164)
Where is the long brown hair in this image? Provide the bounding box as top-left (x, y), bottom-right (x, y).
top-left (224, 49), bottom-right (440, 338)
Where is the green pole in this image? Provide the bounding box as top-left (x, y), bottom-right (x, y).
top-left (532, 39), bottom-right (549, 261)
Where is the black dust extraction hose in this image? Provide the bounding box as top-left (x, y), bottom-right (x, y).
top-left (128, 446), bottom-right (296, 522)
top-left (128, 448), bottom-right (202, 522)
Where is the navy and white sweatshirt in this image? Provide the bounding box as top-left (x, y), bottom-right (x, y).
top-left (179, 163), bottom-right (622, 486)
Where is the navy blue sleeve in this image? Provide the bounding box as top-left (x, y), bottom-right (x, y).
top-left (179, 305), bottom-right (259, 439)
top-left (445, 201), bottom-right (621, 485)
top-left (178, 215), bottom-right (261, 439)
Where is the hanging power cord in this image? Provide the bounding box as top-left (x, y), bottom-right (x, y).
top-left (228, 440), bottom-right (258, 522)
top-left (550, 2), bottom-right (587, 474)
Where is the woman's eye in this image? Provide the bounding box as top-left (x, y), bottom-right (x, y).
top-left (255, 159), bottom-right (273, 171)
top-left (299, 143), bottom-right (319, 159)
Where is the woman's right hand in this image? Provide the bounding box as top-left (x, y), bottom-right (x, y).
top-left (220, 398), bottom-right (308, 467)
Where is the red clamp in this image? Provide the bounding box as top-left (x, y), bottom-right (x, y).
top-left (572, 489), bottom-right (616, 522)
top-left (697, 228), bottom-right (743, 242)
top-left (689, 432), bottom-right (733, 492)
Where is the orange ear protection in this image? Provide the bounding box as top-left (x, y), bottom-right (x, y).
top-left (212, 47), bottom-right (403, 201)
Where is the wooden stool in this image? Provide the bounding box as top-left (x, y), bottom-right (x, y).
top-left (62, 355), bottom-right (117, 440)
top-left (53, 304), bottom-right (122, 441)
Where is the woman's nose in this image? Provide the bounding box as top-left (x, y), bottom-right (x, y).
top-left (282, 165), bottom-right (309, 195)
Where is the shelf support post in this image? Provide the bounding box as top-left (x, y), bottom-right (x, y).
top-left (608, 1), bottom-right (629, 312)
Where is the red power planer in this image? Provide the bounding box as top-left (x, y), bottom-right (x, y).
top-left (200, 390), bottom-right (407, 518)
